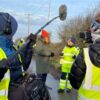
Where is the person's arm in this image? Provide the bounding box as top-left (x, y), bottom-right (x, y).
top-left (19, 34), bottom-right (37, 71)
top-left (19, 43), bottom-right (33, 71)
top-left (34, 44), bottom-right (54, 57)
top-left (69, 49), bottom-right (86, 89)
top-left (71, 46), bottom-right (80, 59)
top-left (37, 50), bottom-right (54, 57)
top-left (0, 49), bottom-right (8, 81)
top-left (59, 46), bottom-right (66, 56)
top-left (0, 61), bottom-right (7, 81)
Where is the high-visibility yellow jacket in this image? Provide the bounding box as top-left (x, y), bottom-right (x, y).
top-left (78, 48), bottom-right (100, 100)
top-left (0, 46), bottom-right (24, 100)
top-left (0, 48), bottom-right (10, 100)
top-left (60, 46), bottom-right (80, 72)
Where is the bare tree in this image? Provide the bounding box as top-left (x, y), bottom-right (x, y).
top-left (57, 3), bottom-right (100, 48)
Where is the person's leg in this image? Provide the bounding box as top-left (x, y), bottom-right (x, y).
top-left (66, 73), bottom-right (72, 93)
top-left (42, 73), bottom-right (47, 83)
top-left (58, 72), bottom-right (67, 93)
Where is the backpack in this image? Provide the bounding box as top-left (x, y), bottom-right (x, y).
top-left (8, 74), bottom-right (51, 100)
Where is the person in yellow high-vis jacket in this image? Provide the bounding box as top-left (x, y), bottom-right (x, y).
top-left (58, 37), bottom-right (80, 93)
top-left (69, 13), bottom-right (100, 100)
top-left (0, 12), bottom-right (34, 100)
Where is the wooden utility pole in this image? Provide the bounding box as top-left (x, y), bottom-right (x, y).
top-left (48, 0), bottom-right (51, 21)
top-left (27, 13), bottom-right (31, 34)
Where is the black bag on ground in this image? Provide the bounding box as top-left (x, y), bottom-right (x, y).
top-left (8, 74), bottom-right (51, 100)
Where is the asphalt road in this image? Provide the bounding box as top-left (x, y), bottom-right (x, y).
top-left (46, 74), bottom-right (78, 100)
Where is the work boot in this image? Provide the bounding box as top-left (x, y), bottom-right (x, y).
top-left (58, 89), bottom-right (64, 93)
top-left (66, 89), bottom-right (71, 93)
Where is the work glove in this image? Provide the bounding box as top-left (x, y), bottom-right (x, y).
top-left (50, 52), bottom-right (55, 57)
top-left (59, 53), bottom-right (63, 56)
top-left (26, 33), bottom-right (37, 49)
top-left (72, 55), bottom-right (76, 59)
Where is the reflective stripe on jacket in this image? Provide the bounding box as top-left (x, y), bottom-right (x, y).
top-left (0, 48), bottom-right (10, 100)
top-left (78, 48), bottom-right (100, 100)
top-left (13, 45), bottom-right (25, 76)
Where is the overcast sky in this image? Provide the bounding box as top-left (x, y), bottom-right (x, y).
top-left (0, 0), bottom-right (99, 42)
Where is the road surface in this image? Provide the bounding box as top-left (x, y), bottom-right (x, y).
top-left (46, 74), bottom-right (78, 100)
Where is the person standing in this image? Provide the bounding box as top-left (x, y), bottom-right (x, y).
top-left (58, 37), bottom-right (80, 93)
top-left (0, 12), bottom-right (34, 100)
top-left (34, 29), bottom-right (54, 83)
top-left (69, 13), bottom-right (100, 100)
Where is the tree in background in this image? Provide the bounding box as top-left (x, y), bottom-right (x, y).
top-left (57, 3), bottom-right (100, 48)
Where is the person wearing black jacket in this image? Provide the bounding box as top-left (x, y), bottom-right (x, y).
top-left (69, 13), bottom-right (100, 100)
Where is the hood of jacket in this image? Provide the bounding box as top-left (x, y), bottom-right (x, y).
top-left (0, 13), bottom-right (18, 40)
top-left (89, 43), bottom-right (100, 67)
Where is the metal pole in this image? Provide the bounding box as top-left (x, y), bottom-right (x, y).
top-left (35, 16), bottom-right (59, 35)
top-left (27, 14), bottom-right (30, 34)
